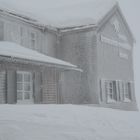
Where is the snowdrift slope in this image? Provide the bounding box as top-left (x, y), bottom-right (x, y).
top-left (0, 105), bottom-right (140, 140)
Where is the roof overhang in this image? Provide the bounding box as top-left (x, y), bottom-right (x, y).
top-left (0, 41), bottom-right (82, 72)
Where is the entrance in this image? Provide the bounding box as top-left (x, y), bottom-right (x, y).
top-left (16, 71), bottom-right (33, 104)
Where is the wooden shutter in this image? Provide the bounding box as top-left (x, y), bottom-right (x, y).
top-left (33, 72), bottom-right (42, 103)
top-left (115, 80), bottom-right (120, 101)
top-left (0, 71), bottom-right (6, 104)
top-left (129, 81), bottom-right (134, 101)
top-left (118, 81), bottom-right (122, 101)
top-left (100, 79), bottom-right (105, 102)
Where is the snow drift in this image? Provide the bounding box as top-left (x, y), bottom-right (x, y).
top-left (0, 105), bottom-right (139, 140)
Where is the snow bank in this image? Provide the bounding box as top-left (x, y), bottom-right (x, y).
top-left (0, 105), bottom-right (139, 140)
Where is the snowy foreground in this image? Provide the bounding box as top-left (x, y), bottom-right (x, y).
top-left (0, 105), bottom-right (140, 140)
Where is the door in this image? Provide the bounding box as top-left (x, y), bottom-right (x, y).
top-left (17, 71), bottom-right (33, 104)
top-left (0, 71), bottom-right (6, 104)
top-left (42, 68), bottom-right (58, 104)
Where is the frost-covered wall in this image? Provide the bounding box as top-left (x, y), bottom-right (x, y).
top-left (0, 5), bottom-right (137, 109)
top-left (0, 12), bottom-right (59, 104)
top-left (97, 11), bottom-right (137, 110)
top-left (0, 12), bottom-right (57, 57)
top-left (57, 30), bottom-right (99, 104)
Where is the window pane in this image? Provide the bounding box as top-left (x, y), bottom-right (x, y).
top-left (24, 83), bottom-right (31, 91)
top-left (106, 80), bottom-right (117, 102)
top-left (17, 74), bottom-right (22, 82)
top-left (17, 83), bottom-right (22, 90)
top-left (24, 92), bottom-right (30, 99)
top-left (17, 92), bottom-right (22, 100)
top-left (24, 74), bottom-right (31, 82)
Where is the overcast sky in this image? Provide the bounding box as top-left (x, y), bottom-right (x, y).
top-left (117, 0), bottom-right (140, 107)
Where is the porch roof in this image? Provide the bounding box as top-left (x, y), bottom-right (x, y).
top-left (0, 41), bottom-right (81, 71)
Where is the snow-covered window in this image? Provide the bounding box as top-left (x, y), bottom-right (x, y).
top-left (0, 20), bottom-right (4, 41)
top-left (124, 82), bottom-right (132, 102)
top-left (30, 32), bottom-right (36, 49)
top-left (17, 71), bottom-right (33, 102)
top-left (105, 80), bottom-right (117, 103)
top-left (118, 81), bottom-right (132, 102)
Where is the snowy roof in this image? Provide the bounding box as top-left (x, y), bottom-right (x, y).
top-left (0, 0), bottom-right (117, 28)
top-left (0, 41), bottom-right (79, 70)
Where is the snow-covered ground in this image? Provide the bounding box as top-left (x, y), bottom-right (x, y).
top-left (0, 105), bottom-right (140, 140)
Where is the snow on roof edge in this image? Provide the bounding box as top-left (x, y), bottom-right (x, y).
top-left (0, 41), bottom-right (81, 71)
top-left (0, 0), bottom-right (117, 31)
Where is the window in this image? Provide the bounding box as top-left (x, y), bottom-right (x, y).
top-left (118, 81), bottom-right (132, 102)
top-left (105, 80), bottom-right (117, 103)
top-left (30, 32), bottom-right (36, 49)
top-left (17, 71), bottom-right (33, 102)
top-left (101, 79), bottom-right (133, 103)
top-left (124, 82), bottom-right (132, 102)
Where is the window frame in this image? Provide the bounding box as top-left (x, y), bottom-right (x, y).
top-left (123, 82), bottom-right (132, 102)
top-left (16, 71), bottom-right (33, 101)
top-left (105, 80), bottom-right (117, 103)
top-left (30, 31), bottom-right (36, 49)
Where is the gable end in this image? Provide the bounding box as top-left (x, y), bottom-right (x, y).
top-left (97, 4), bottom-right (135, 44)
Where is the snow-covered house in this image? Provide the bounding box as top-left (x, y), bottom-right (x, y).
top-left (0, 0), bottom-right (137, 110)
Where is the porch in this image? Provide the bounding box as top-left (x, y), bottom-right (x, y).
top-left (0, 41), bottom-right (80, 104)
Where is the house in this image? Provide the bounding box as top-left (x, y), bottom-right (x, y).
top-left (0, 0), bottom-right (137, 110)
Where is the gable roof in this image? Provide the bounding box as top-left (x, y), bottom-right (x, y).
top-left (0, 0), bottom-right (135, 42)
top-left (0, 0), bottom-right (117, 28)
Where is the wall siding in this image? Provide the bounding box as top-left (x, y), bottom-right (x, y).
top-left (0, 14), bottom-right (57, 57)
top-left (97, 12), bottom-right (137, 110)
top-left (58, 30), bottom-right (98, 104)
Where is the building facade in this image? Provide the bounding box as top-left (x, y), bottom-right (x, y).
top-left (0, 0), bottom-right (137, 110)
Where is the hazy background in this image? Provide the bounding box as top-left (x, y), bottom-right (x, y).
top-left (117, 0), bottom-right (140, 108)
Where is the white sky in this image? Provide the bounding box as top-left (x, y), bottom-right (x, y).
top-left (117, 0), bottom-right (140, 107)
